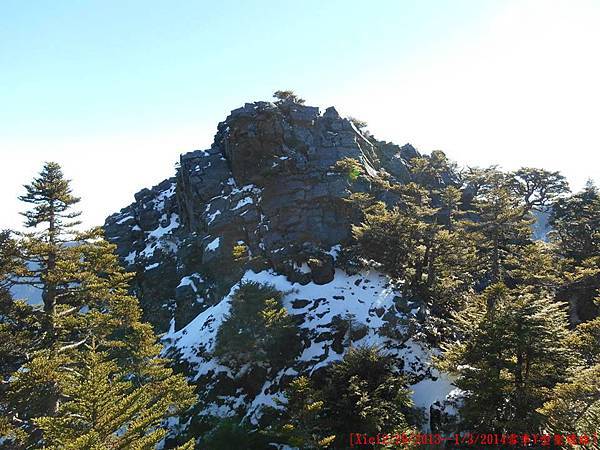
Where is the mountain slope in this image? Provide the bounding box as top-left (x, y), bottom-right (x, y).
top-left (103, 98), bottom-right (459, 434)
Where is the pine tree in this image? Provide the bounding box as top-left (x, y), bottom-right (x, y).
top-left (549, 181), bottom-right (600, 263)
top-left (539, 316), bottom-right (600, 439)
top-left (463, 168), bottom-right (532, 285)
top-left (31, 346), bottom-right (194, 450)
top-left (437, 284), bottom-right (572, 434)
top-left (214, 281), bottom-right (301, 373)
top-left (18, 162), bottom-right (81, 339)
top-left (321, 346), bottom-right (414, 448)
top-left (274, 376), bottom-right (335, 449)
top-left (2, 163), bottom-right (196, 447)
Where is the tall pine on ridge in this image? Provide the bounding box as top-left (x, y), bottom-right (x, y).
top-left (18, 162), bottom-right (81, 340)
top-left (1, 162), bottom-right (196, 449)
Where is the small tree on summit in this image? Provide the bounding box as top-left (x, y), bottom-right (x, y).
top-left (273, 90), bottom-right (305, 104)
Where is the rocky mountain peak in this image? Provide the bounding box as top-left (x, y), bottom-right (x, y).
top-left (105, 99), bottom-right (422, 333)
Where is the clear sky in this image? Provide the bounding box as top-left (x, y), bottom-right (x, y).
top-left (2, 0), bottom-right (599, 230)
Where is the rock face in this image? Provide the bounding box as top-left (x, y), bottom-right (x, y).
top-left (104, 99), bottom-right (420, 332)
top-left (103, 98), bottom-right (462, 433)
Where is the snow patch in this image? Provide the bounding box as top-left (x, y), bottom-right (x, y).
top-left (206, 237), bottom-right (220, 252)
top-left (232, 196), bottom-right (254, 210)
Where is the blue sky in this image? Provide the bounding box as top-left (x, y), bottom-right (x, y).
top-left (2, 0), bottom-right (599, 229)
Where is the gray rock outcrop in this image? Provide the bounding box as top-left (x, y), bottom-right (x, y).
top-left (104, 99), bottom-right (421, 332)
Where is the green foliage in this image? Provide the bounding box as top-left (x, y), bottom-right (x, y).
top-left (463, 167), bottom-right (533, 284)
top-left (31, 347), bottom-right (194, 450)
top-left (1, 163), bottom-right (196, 448)
top-left (540, 317), bottom-right (600, 437)
top-left (201, 417), bottom-right (276, 450)
top-left (0, 231), bottom-right (40, 382)
top-left (232, 243), bottom-right (249, 261)
top-left (273, 90), bottom-right (305, 104)
top-left (19, 161), bottom-right (81, 231)
top-left (18, 162), bottom-right (81, 339)
top-left (214, 281), bottom-right (301, 372)
top-left (352, 183), bottom-right (477, 316)
top-left (410, 150), bottom-right (455, 189)
top-left (539, 364), bottom-right (600, 437)
top-left (323, 346), bottom-right (414, 443)
top-left (550, 182), bottom-right (600, 263)
top-left (509, 167), bottom-right (569, 210)
top-left (275, 376), bottom-right (336, 448)
top-left (333, 157), bottom-right (364, 182)
top-left (275, 346), bottom-right (415, 449)
top-left (437, 284), bottom-right (572, 434)
top-left (566, 316), bottom-right (600, 366)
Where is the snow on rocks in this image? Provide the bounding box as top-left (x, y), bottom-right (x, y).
top-left (163, 267), bottom-right (456, 427)
top-left (206, 237), bottom-right (220, 252)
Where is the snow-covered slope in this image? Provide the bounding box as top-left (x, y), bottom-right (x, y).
top-left (163, 261), bottom-right (457, 431)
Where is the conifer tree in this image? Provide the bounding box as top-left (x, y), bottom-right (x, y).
top-left (31, 346), bottom-right (194, 450)
top-left (509, 167), bottom-right (569, 211)
top-left (2, 163), bottom-right (196, 448)
top-left (18, 162), bottom-right (81, 338)
top-left (275, 347), bottom-right (415, 449)
top-left (214, 281), bottom-right (301, 373)
top-left (273, 90), bottom-right (305, 104)
top-left (539, 316), bottom-right (600, 438)
top-left (321, 346), bottom-right (414, 446)
top-left (352, 183), bottom-right (476, 316)
top-left (550, 181), bottom-right (600, 263)
top-left (410, 150), bottom-right (456, 191)
top-left (463, 167), bottom-right (532, 285)
top-left (275, 376), bottom-right (335, 449)
top-left (0, 231), bottom-right (37, 447)
top-left (437, 284), bottom-right (572, 433)
top-left (0, 230), bottom-right (38, 380)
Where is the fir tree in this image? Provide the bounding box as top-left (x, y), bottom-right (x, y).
top-left (274, 347), bottom-right (415, 449)
top-left (214, 281), bottom-right (301, 373)
top-left (549, 181), bottom-right (600, 263)
top-left (276, 376), bottom-right (336, 449)
top-left (539, 316), bottom-right (600, 438)
top-left (437, 284), bottom-right (572, 434)
top-left (0, 230), bottom-right (38, 380)
top-left (463, 167), bottom-right (532, 285)
top-left (18, 162), bottom-right (81, 338)
top-left (410, 150), bottom-right (456, 191)
top-left (321, 346), bottom-right (414, 448)
top-left (539, 365), bottom-right (600, 440)
top-left (352, 183), bottom-right (476, 316)
top-left (31, 345), bottom-right (194, 450)
top-left (2, 163), bottom-right (196, 447)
